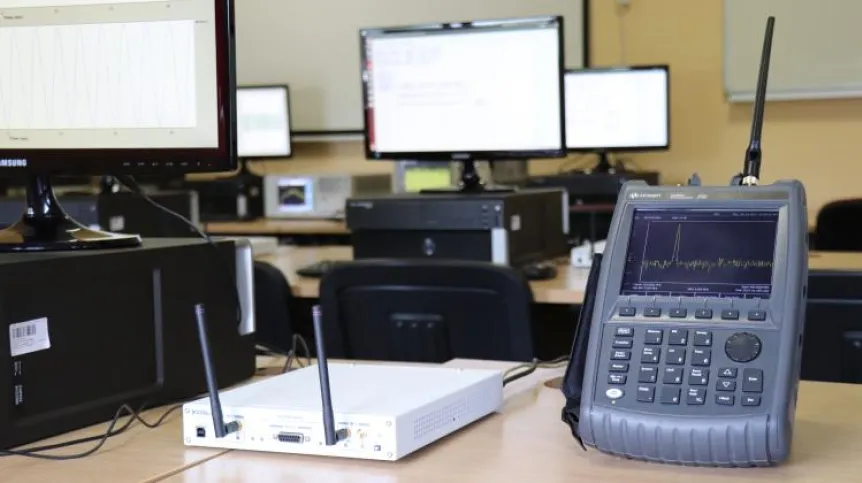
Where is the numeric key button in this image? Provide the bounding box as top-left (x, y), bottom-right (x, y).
top-left (644, 329), bottom-right (663, 345)
top-left (691, 348), bottom-right (712, 366)
top-left (641, 347), bottom-right (660, 364)
top-left (638, 366), bottom-right (657, 383)
top-left (668, 329), bottom-right (689, 346)
top-left (663, 367), bottom-right (683, 384)
top-left (686, 388), bottom-right (706, 405)
top-left (693, 330), bottom-right (713, 347)
top-left (637, 386), bottom-right (656, 403)
top-left (689, 368), bottom-right (709, 385)
top-left (742, 369), bottom-right (764, 393)
top-left (666, 348), bottom-right (686, 365)
top-left (660, 386), bottom-right (681, 405)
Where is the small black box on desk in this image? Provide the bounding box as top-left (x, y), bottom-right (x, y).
top-left (0, 238), bottom-right (256, 450)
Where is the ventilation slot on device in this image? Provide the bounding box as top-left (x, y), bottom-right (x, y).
top-left (412, 397), bottom-right (469, 440)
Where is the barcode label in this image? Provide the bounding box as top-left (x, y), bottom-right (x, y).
top-left (11, 324), bottom-right (36, 339)
top-left (9, 318), bottom-right (50, 357)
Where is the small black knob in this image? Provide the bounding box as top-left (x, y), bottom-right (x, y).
top-left (725, 332), bottom-right (762, 363)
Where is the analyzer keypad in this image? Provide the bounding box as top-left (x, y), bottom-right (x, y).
top-left (602, 325), bottom-right (767, 412)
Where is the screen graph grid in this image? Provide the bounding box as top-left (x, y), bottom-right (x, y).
top-left (0, 20), bottom-right (197, 131)
top-left (620, 210), bottom-right (779, 297)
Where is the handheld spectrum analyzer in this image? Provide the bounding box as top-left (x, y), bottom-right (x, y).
top-left (563, 17), bottom-right (809, 467)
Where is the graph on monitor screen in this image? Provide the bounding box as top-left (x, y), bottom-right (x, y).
top-left (0, 20), bottom-right (197, 131)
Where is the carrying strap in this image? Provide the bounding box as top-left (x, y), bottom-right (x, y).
top-left (560, 253), bottom-right (604, 450)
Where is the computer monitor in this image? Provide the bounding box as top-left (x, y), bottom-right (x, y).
top-left (0, 0), bottom-right (236, 251)
top-left (236, 85), bottom-right (292, 159)
top-left (564, 65), bottom-right (670, 172)
top-left (360, 16), bottom-right (566, 192)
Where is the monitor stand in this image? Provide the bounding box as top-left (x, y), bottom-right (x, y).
top-left (420, 160), bottom-right (515, 194)
top-left (0, 175), bottom-right (142, 252)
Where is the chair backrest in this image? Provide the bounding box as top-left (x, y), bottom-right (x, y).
top-left (801, 270), bottom-right (862, 384)
top-left (814, 199), bottom-right (862, 251)
top-left (253, 260), bottom-right (296, 353)
top-left (319, 259), bottom-right (535, 363)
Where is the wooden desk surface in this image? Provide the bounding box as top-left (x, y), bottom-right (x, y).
top-left (257, 246), bottom-right (862, 305)
top-left (0, 405), bottom-right (225, 483)
top-left (205, 219), bottom-right (349, 236)
top-left (164, 358), bottom-right (862, 482)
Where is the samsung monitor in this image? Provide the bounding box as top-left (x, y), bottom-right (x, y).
top-left (0, 0), bottom-right (236, 251)
top-left (360, 16), bottom-right (566, 192)
top-left (236, 85), bottom-right (292, 159)
top-left (565, 65), bottom-right (669, 172)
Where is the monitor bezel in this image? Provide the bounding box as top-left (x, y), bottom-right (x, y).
top-left (0, 0), bottom-right (237, 176)
top-left (236, 84), bottom-right (294, 160)
top-left (564, 64), bottom-right (671, 154)
top-left (359, 15), bottom-right (567, 162)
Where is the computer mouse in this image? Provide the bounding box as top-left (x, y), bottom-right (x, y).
top-left (522, 262), bottom-right (558, 281)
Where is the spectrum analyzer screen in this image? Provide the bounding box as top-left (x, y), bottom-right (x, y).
top-left (619, 209), bottom-right (779, 297)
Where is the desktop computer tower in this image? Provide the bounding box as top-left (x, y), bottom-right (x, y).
top-left (345, 189), bottom-right (569, 267)
top-left (0, 238), bottom-right (256, 450)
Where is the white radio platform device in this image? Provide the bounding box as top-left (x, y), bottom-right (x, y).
top-left (182, 363), bottom-right (502, 460)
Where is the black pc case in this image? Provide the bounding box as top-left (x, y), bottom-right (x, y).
top-left (0, 238), bottom-right (256, 450)
top-left (345, 189), bottom-right (569, 267)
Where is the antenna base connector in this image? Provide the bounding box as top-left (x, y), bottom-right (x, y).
top-left (741, 175), bottom-right (759, 186)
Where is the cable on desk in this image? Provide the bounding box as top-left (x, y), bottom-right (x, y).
top-left (0, 403), bottom-right (182, 460)
top-left (502, 356), bottom-right (569, 386)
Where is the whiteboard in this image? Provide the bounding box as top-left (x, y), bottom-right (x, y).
top-left (234, 0), bottom-right (588, 133)
top-left (724, 0), bottom-right (862, 102)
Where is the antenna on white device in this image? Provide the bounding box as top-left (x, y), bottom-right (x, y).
top-left (194, 303), bottom-right (240, 438)
top-left (312, 304), bottom-right (346, 445)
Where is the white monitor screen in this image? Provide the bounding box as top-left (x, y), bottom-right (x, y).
top-left (565, 67), bottom-right (669, 150)
top-left (236, 86), bottom-right (291, 158)
top-left (0, 0), bottom-right (222, 150)
top-left (362, 17), bottom-right (564, 157)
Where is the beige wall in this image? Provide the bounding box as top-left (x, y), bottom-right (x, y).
top-left (245, 0), bottom-right (862, 222)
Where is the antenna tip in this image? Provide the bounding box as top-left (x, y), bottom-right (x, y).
top-left (312, 305), bottom-right (322, 317)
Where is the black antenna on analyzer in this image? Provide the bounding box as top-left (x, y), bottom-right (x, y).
top-left (739, 16), bottom-right (775, 187)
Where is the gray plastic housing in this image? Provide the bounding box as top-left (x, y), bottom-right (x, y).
top-left (578, 179), bottom-right (808, 467)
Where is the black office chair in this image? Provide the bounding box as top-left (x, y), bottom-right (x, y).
top-left (318, 259), bottom-right (535, 363)
top-left (814, 199), bottom-right (862, 251)
top-left (801, 270), bottom-right (862, 384)
top-left (253, 261), bottom-right (297, 354)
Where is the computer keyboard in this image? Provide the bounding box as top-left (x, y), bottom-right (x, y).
top-left (295, 260), bottom-right (558, 281)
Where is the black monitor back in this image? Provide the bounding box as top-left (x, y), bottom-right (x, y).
top-left (319, 259), bottom-right (535, 363)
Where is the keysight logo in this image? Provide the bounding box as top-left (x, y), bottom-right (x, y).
top-left (0, 159), bottom-right (27, 168)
